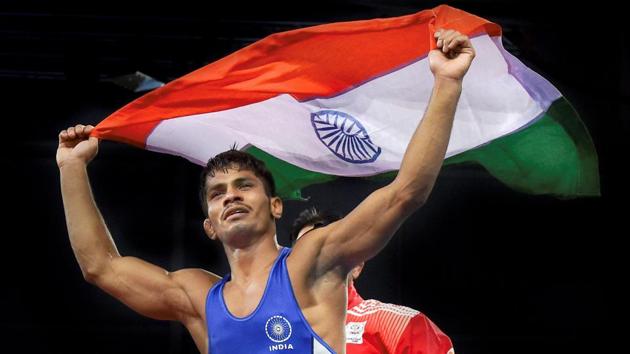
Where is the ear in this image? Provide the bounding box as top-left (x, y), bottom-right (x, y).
top-left (350, 262), bottom-right (365, 281)
top-left (203, 218), bottom-right (218, 240)
top-left (270, 196), bottom-right (283, 219)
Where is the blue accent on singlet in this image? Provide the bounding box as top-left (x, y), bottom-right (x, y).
top-left (205, 247), bottom-right (336, 354)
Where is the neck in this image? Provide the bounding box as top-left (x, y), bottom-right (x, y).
top-left (224, 232), bottom-right (281, 284)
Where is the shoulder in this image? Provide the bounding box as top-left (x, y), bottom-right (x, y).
top-left (171, 268), bottom-right (222, 287)
top-left (287, 226), bottom-right (331, 273)
top-left (287, 221), bottom-right (348, 271)
top-left (348, 299), bottom-right (420, 319)
top-left (348, 299), bottom-right (421, 353)
top-left (171, 268), bottom-right (222, 322)
top-left (395, 310), bottom-right (454, 354)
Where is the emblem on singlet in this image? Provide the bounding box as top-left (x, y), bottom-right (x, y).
top-left (311, 110), bottom-right (381, 164)
top-left (346, 321), bottom-right (366, 344)
top-left (265, 315), bottom-right (292, 343)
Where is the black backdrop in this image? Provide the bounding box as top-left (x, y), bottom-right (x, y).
top-left (3, 1), bottom-right (626, 353)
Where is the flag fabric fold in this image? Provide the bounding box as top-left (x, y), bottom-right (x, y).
top-left (92, 5), bottom-right (599, 199)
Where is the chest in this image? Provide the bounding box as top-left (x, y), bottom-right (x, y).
top-left (222, 277), bottom-right (268, 318)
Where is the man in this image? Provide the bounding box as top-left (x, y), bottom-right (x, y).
top-left (291, 208), bottom-right (454, 354)
top-left (56, 29), bottom-right (474, 353)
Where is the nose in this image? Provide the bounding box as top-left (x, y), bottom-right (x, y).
top-left (222, 186), bottom-right (243, 207)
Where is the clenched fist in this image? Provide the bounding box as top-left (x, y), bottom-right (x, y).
top-left (56, 124), bottom-right (99, 168)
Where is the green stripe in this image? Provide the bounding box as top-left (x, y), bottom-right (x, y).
top-left (444, 97), bottom-right (600, 198)
top-left (247, 97), bottom-right (599, 199)
top-left (245, 147), bottom-right (335, 200)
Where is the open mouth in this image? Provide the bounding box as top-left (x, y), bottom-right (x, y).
top-left (224, 206), bottom-right (249, 220)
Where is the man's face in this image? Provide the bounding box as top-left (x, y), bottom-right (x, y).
top-left (203, 168), bottom-right (282, 246)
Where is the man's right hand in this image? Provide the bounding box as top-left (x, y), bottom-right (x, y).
top-left (56, 124), bottom-right (99, 168)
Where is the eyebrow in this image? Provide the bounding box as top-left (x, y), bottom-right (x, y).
top-left (206, 177), bottom-right (254, 192)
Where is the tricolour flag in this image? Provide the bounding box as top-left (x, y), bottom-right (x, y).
top-left (91, 5), bottom-right (599, 200)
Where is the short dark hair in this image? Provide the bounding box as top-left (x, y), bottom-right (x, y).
top-left (199, 148), bottom-right (277, 216)
top-left (289, 207), bottom-right (342, 244)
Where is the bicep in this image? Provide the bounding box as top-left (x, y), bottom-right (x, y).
top-left (89, 256), bottom-right (217, 322)
top-left (320, 183), bottom-right (421, 271)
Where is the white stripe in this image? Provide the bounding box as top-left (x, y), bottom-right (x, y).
top-left (313, 338), bottom-right (334, 354)
top-left (147, 35), bottom-right (542, 175)
top-left (347, 299), bottom-right (419, 317)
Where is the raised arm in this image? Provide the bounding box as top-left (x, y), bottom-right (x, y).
top-left (300, 29), bottom-right (476, 272)
top-left (57, 124), bottom-right (219, 322)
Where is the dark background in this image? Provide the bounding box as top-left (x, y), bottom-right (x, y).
top-left (2, 1), bottom-right (626, 353)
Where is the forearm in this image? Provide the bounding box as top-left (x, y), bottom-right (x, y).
top-left (394, 77), bottom-right (462, 204)
top-left (326, 79), bottom-right (463, 269)
top-left (60, 159), bottom-right (121, 280)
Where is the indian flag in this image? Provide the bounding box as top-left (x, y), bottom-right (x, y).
top-left (91, 5), bottom-right (599, 200)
